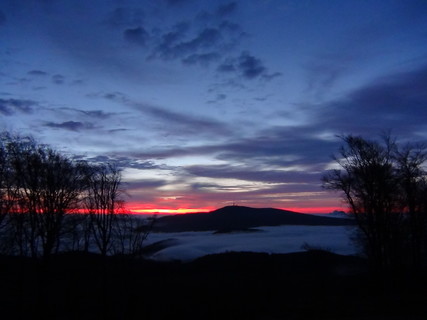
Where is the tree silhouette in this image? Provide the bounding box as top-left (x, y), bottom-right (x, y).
top-left (85, 163), bottom-right (124, 256)
top-left (323, 134), bottom-right (427, 271)
top-left (0, 131), bottom-right (155, 258)
top-left (0, 133), bottom-right (89, 257)
top-left (394, 143), bottom-right (427, 266)
top-left (114, 213), bottom-right (156, 257)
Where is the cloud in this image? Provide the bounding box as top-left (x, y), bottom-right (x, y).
top-left (217, 60), bottom-right (235, 72)
top-left (106, 7), bottom-right (144, 27)
top-left (52, 74), bottom-right (65, 85)
top-left (149, 16), bottom-right (244, 67)
top-left (218, 52), bottom-right (281, 80)
top-left (126, 125), bottom-right (339, 171)
top-left (71, 79), bottom-right (84, 86)
top-left (28, 70), bottom-right (48, 76)
top-left (207, 93), bottom-right (227, 104)
top-left (182, 52), bottom-right (220, 66)
top-left (219, 20), bottom-right (241, 31)
top-left (303, 54), bottom-right (354, 100)
top-left (163, 0), bottom-right (192, 6)
top-left (104, 92), bottom-right (231, 136)
top-left (44, 121), bottom-right (95, 131)
top-left (62, 108), bottom-right (114, 120)
top-left (216, 2), bottom-right (237, 17)
top-left (124, 26), bottom-right (149, 46)
top-left (79, 110), bottom-right (113, 119)
top-left (56, 107), bottom-right (116, 122)
top-left (185, 163), bottom-right (321, 185)
top-left (152, 27), bottom-right (222, 60)
top-left (262, 72), bottom-right (282, 81)
top-left (84, 154), bottom-right (162, 170)
top-left (133, 102), bottom-right (231, 136)
top-left (126, 179), bottom-right (168, 190)
top-left (0, 98), bottom-right (35, 115)
top-left (213, 134), bottom-right (337, 168)
top-left (312, 64), bottom-right (427, 136)
top-left (237, 52), bottom-right (266, 79)
top-left (0, 10), bottom-right (5, 26)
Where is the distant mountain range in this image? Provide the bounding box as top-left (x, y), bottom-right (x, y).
top-left (153, 206), bottom-right (355, 232)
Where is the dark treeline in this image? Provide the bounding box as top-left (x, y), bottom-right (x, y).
top-left (323, 134), bottom-right (427, 273)
top-left (0, 132), bottom-right (154, 259)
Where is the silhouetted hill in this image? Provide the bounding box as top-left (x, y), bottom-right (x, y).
top-left (154, 205), bottom-right (355, 232)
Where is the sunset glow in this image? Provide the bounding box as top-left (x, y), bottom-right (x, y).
top-left (2, 1), bottom-right (426, 215)
top-left (126, 202), bottom-right (345, 215)
top-left (128, 207), bottom-right (214, 215)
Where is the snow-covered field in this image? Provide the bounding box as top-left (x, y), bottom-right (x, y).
top-left (144, 225), bottom-right (358, 261)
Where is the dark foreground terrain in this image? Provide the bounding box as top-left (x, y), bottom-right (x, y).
top-left (1, 251), bottom-right (426, 320)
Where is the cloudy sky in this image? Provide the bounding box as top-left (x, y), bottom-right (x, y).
top-left (1, 0), bottom-right (427, 213)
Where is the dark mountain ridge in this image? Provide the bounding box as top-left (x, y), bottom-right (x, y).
top-left (154, 205), bottom-right (354, 232)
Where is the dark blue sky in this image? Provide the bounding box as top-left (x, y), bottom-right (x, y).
top-left (1, 0), bottom-right (427, 213)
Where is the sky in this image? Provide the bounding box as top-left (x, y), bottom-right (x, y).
top-left (1, 0), bottom-right (427, 214)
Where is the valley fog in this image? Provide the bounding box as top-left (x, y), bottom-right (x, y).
top-left (145, 225), bottom-right (358, 261)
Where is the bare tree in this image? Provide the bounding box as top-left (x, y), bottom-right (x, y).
top-left (0, 134), bottom-right (14, 225)
top-left (0, 135), bottom-right (19, 253)
top-left (323, 135), bottom-right (427, 271)
top-left (1, 132), bottom-right (154, 259)
top-left (394, 143), bottom-right (427, 266)
top-left (0, 132), bottom-right (88, 257)
top-left (85, 163), bottom-right (123, 256)
top-left (1, 133), bottom-right (41, 256)
top-left (323, 135), bottom-right (403, 270)
top-left (114, 213), bottom-right (156, 257)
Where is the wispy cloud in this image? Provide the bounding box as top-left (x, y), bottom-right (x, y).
top-left (0, 98), bottom-right (36, 115)
top-left (216, 2), bottom-right (237, 17)
top-left (104, 92), bottom-right (232, 137)
top-left (311, 63), bottom-right (427, 136)
top-left (0, 10), bottom-right (5, 26)
top-left (105, 7), bottom-right (144, 27)
top-left (185, 163), bottom-right (321, 184)
top-left (151, 27), bottom-right (223, 61)
top-left (218, 51), bottom-right (281, 80)
top-left (60, 108), bottom-right (115, 120)
top-left (124, 26), bottom-right (149, 46)
top-left (163, 0), bottom-right (193, 6)
top-left (52, 74), bottom-right (65, 85)
top-left (182, 52), bottom-right (220, 66)
top-left (44, 121), bottom-right (95, 131)
top-left (125, 125), bottom-right (339, 172)
top-left (28, 70), bottom-right (48, 76)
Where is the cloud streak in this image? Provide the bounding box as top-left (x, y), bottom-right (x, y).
top-left (312, 64), bottom-right (427, 136)
top-left (104, 92), bottom-right (232, 137)
top-left (218, 52), bottom-right (281, 80)
top-left (44, 121), bottom-right (95, 131)
top-left (124, 26), bottom-right (149, 46)
top-left (0, 99), bottom-right (35, 115)
top-left (28, 70), bottom-right (48, 76)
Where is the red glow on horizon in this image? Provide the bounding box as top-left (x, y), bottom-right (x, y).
top-left (126, 203), bottom-right (345, 215)
top-left (126, 203), bottom-right (216, 215)
top-left (130, 208), bottom-right (213, 215)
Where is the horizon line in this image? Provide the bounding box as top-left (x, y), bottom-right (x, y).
top-left (127, 205), bottom-right (346, 215)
